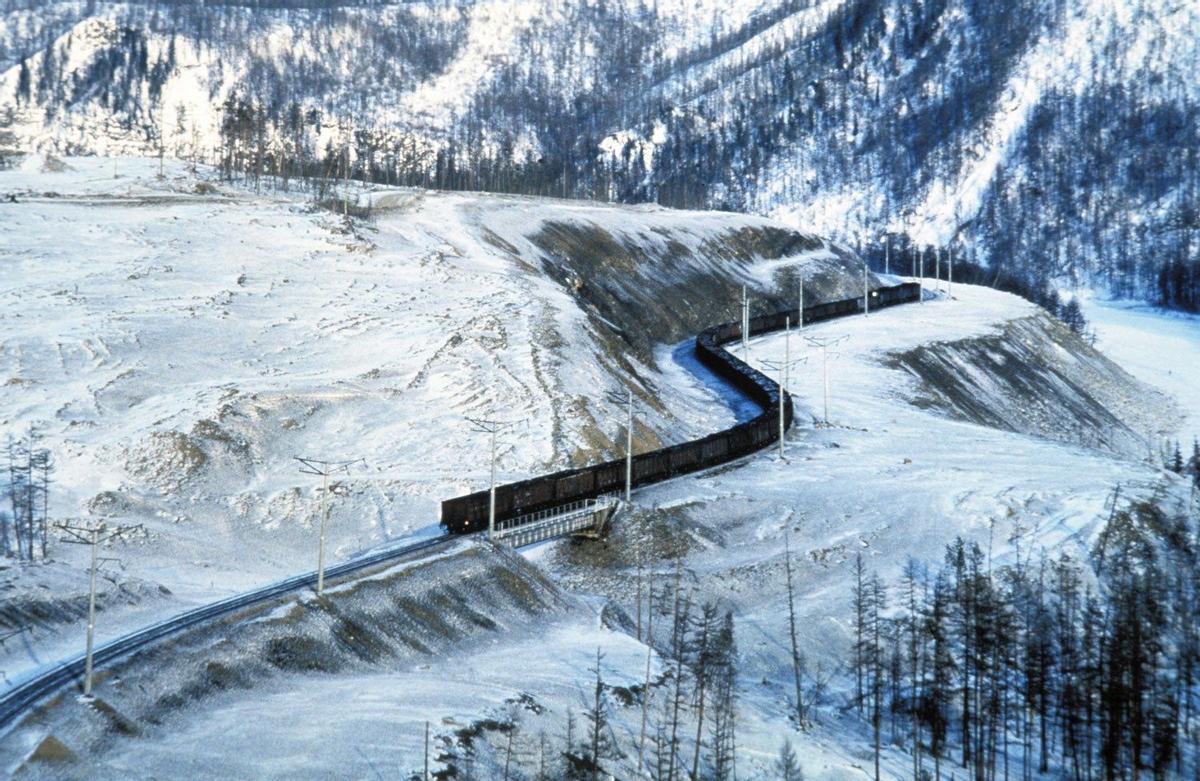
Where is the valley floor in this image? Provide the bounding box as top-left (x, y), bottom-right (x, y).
top-left (1082, 294), bottom-right (1200, 447)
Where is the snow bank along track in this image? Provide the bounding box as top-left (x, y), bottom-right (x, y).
top-left (0, 535), bottom-right (452, 731)
top-left (441, 281), bottom-right (922, 532)
top-left (0, 280), bottom-right (920, 732)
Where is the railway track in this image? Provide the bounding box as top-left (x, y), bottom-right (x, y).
top-left (0, 279), bottom-right (922, 732)
top-left (0, 534), bottom-right (452, 731)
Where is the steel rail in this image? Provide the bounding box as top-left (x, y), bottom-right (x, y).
top-left (0, 534), bottom-right (452, 731)
top-left (0, 280), bottom-right (922, 733)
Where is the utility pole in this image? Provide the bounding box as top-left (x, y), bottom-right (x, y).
top-left (761, 318), bottom-right (807, 458)
top-left (741, 284), bottom-right (750, 359)
top-left (948, 244), bottom-right (954, 298)
top-left (55, 519), bottom-right (141, 699)
top-left (935, 247), bottom-right (941, 293)
top-left (803, 334), bottom-right (848, 426)
top-left (884, 237), bottom-right (890, 275)
top-left (605, 388), bottom-right (638, 502)
top-left (343, 141), bottom-right (351, 217)
top-left (295, 456), bottom-right (359, 596)
top-left (797, 268), bottom-right (805, 332)
top-left (467, 418), bottom-right (513, 541)
top-left (918, 247), bottom-right (925, 304)
top-left (862, 261), bottom-right (870, 316)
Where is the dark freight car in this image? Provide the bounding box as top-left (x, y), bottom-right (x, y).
top-left (440, 282), bottom-right (921, 534)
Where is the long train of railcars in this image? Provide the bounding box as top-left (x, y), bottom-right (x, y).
top-left (0, 281), bottom-right (920, 734)
top-left (441, 281), bottom-right (923, 533)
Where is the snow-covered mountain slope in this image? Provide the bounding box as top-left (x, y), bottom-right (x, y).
top-left (1, 0), bottom-right (1196, 304)
top-left (0, 156), bottom-right (862, 678)
top-left (541, 286), bottom-right (1191, 780)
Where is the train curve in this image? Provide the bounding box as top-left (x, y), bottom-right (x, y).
top-left (0, 280), bottom-right (921, 732)
top-left (441, 281), bottom-right (922, 531)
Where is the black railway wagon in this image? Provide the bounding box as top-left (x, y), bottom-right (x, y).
top-left (441, 282), bottom-right (921, 534)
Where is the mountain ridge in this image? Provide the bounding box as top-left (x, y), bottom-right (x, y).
top-left (1, 0), bottom-right (1197, 306)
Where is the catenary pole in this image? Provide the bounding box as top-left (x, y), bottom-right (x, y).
top-left (317, 470), bottom-right (330, 593)
top-left (625, 391), bottom-right (633, 502)
top-left (798, 269), bottom-right (805, 332)
top-left (56, 520), bottom-right (141, 698)
top-left (948, 245), bottom-right (954, 298)
top-left (919, 247), bottom-right (925, 305)
top-left (467, 418), bottom-right (513, 541)
top-left (84, 528), bottom-right (98, 696)
top-left (764, 321), bottom-right (806, 457)
top-left (605, 387), bottom-right (639, 503)
top-left (742, 285), bottom-right (749, 359)
top-left (863, 261), bottom-right (870, 317)
top-left (935, 247), bottom-right (941, 293)
top-left (822, 340), bottom-right (829, 424)
top-left (488, 427), bottom-right (497, 539)
top-left (779, 320), bottom-right (789, 456)
top-left (296, 456), bottom-right (358, 595)
top-left (804, 334), bottom-right (846, 426)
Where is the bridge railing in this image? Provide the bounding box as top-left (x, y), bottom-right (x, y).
top-left (493, 494), bottom-right (618, 547)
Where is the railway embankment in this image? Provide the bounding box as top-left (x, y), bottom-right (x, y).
top-left (887, 310), bottom-right (1178, 458)
top-left (2, 541), bottom-right (570, 778)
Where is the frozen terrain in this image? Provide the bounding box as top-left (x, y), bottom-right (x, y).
top-left (0, 156), bottom-right (863, 693)
top-left (1, 158), bottom-right (1194, 779)
top-left (1081, 294), bottom-right (1200, 449)
top-left (538, 285), bottom-right (1188, 778)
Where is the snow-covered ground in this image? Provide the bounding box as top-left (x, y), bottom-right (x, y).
top-left (97, 614), bottom-right (651, 779)
top-left (1081, 294), bottom-right (1200, 448)
top-left (2, 157), bottom-right (1194, 779)
top-left (0, 155), bottom-right (850, 694)
top-left (55, 284), bottom-right (1185, 781)
top-left (541, 284), bottom-right (1185, 779)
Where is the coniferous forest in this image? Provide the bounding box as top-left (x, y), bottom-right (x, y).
top-left (852, 484), bottom-right (1200, 781)
top-left (2, 0), bottom-right (1197, 310)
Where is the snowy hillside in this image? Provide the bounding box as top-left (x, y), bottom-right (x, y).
top-left (4, 158), bottom-right (1197, 779)
top-left (0, 2), bottom-right (1197, 777)
top-left (0, 0), bottom-right (1196, 307)
top-left (4, 269), bottom-right (1191, 778)
top-left (0, 156), bottom-right (867, 679)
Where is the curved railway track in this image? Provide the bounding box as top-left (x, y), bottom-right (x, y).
top-left (0, 279), bottom-right (921, 732)
top-left (0, 535), bottom-right (452, 731)
top-left (441, 281), bottom-right (922, 530)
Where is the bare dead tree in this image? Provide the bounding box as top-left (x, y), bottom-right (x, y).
top-left (586, 648), bottom-right (611, 781)
top-left (785, 531), bottom-right (808, 726)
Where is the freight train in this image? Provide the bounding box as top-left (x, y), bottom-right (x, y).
top-left (440, 281), bottom-right (922, 533)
